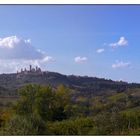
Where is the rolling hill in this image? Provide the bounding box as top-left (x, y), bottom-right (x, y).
top-left (0, 71), bottom-right (140, 97)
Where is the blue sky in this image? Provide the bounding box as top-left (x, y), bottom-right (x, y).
top-left (0, 5), bottom-right (140, 83)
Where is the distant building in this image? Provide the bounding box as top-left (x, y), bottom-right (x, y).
top-left (30, 65), bottom-right (32, 72)
top-left (17, 65), bottom-right (43, 76)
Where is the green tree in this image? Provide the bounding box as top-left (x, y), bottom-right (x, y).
top-left (52, 84), bottom-right (71, 120)
top-left (15, 84), bottom-right (56, 121)
top-left (1, 84), bottom-right (57, 135)
top-left (1, 84), bottom-right (74, 135)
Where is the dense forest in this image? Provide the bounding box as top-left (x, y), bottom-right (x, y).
top-left (1, 72), bottom-right (140, 135)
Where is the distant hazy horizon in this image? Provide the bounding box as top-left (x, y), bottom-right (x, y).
top-left (0, 5), bottom-right (140, 83)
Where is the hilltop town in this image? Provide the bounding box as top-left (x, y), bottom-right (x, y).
top-left (17, 65), bottom-right (43, 75)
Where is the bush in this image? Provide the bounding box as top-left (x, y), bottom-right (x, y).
top-left (47, 117), bottom-right (94, 135)
top-left (0, 115), bottom-right (46, 135)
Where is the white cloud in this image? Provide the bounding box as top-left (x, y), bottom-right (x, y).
top-left (0, 36), bottom-right (20, 49)
top-left (41, 56), bottom-right (55, 63)
top-left (0, 36), bottom-right (54, 73)
top-left (112, 60), bottom-right (131, 69)
top-left (74, 56), bottom-right (87, 63)
top-left (96, 48), bottom-right (105, 53)
top-left (0, 36), bottom-right (45, 59)
top-left (109, 37), bottom-right (128, 48)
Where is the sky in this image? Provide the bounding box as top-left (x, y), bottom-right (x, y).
top-left (0, 5), bottom-right (140, 83)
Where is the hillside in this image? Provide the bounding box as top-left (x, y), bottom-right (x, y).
top-left (0, 71), bottom-right (140, 97)
top-left (1, 71), bottom-right (140, 135)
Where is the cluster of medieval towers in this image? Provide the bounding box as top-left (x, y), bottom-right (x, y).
top-left (17, 65), bottom-right (42, 74)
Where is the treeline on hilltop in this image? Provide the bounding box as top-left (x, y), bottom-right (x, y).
top-left (0, 71), bottom-right (140, 98)
top-left (1, 84), bottom-right (140, 135)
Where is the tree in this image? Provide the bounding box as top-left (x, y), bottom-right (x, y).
top-left (1, 84), bottom-right (57, 135)
top-left (52, 84), bottom-right (72, 120)
top-left (15, 84), bottom-right (56, 121)
top-left (1, 84), bottom-right (74, 135)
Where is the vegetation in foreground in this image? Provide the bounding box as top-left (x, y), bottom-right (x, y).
top-left (1, 84), bottom-right (140, 135)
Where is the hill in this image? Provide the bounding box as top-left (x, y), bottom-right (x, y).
top-left (1, 71), bottom-right (140, 135)
top-left (0, 71), bottom-right (140, 97)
